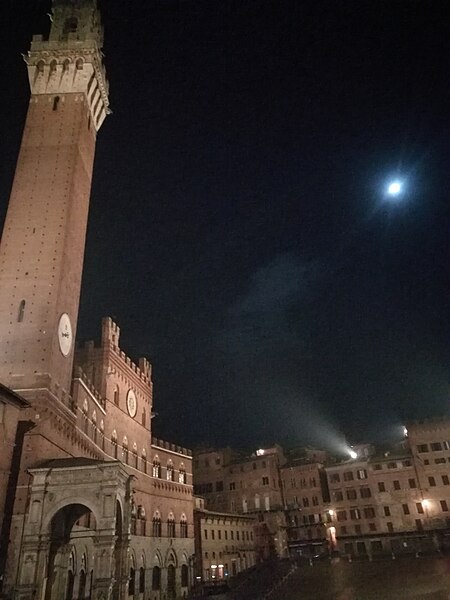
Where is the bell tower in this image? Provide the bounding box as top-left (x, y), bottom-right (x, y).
top-left (0, 0), bottom-right (109, 402)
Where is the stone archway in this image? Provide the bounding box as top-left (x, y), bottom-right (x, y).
top-left (44, 504), bottom-right (95, 600)
top-left (15, 459), bottom-right (132, 600)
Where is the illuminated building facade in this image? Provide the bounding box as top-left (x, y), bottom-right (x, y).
top-left (193, 446), bottom-right (289, 560)
top-left (194, 423), bottom-right (450, 561)
top-left (193, 497), bottom-right (257, 582)
top-left (0, 2), bottom-right (194, 598)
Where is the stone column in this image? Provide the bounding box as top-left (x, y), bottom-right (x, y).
top-left (92, 535), bottom-right (116, 600)
top-left (15, 536), bottom-right (49, 600)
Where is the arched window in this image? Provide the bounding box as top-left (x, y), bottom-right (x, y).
top-left (254, 494), bottom-right (260, 510)
top-left (79, 570), bottom-right (86, 599)
top-left (141, 449), bottom-right (147, 474)
top-left (113, 386), bottom-right (119, 406)
top-left (128, 566), bottom-right (135, 596)
top-left (122, 437), bottom-right (129, 464)
top-left (36, 60), bottom-right (45, 74)
top-left (62, 58), bottom-right (70, 72)
top-left (111, 430), bottom-right (118, 459)
top-left (152, 513), bottom-right (161, 537)
top-left (92, 411), bottom-right (97, 444)
top-left (82, 400), bottom-right (89, 434)
top-left (166, 461), bottom-right (174, 482)
top-left (139, 567), bottom-right (145, 594)
top-left (167, 513), bottom-right (175, 538)
top-left (50, 60), bottom-right (57, 75)
top-left (132, 443), bottom-right (138, 469)
top-left (181, 564), bottom-right (189, 587)
top-left (152, 457), bottom-right (161, 478)
top-left (178, 463), bottom-right (187, 484)
top-left (75, 58), bottom-right (84, 70)
top-left (100, 420), bottom-right (105, 451)
top-left (152, 566), bottom-right (161, 590)
top-left (18, 300), bottom-right (25, 322)
top-left (180, 515), bottom-right (188, 538)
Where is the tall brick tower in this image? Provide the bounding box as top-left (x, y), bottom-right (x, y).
top-left (0, 0), bottom-right (108, 400)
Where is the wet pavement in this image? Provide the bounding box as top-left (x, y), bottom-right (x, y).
top-left (271, 556), bottom-right (450, 600)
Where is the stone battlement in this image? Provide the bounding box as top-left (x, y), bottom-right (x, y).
top-left (72, 366), bottom-right (106, 410)
top-left (152, 437), bottom-right (192, 458)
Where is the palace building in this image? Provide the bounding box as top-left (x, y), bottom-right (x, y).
top-left (0, 2), bottom-right (194, 599)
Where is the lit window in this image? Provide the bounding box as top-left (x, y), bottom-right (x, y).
top-left (152, 458), bottom-right (161, 478)
top-left (178, 466), bottom-right (187, 484)
top-left (166, 462), bottom-right (174, 481)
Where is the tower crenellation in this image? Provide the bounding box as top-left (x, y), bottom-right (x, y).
top-left (26, 0), bottom-right (109, 131)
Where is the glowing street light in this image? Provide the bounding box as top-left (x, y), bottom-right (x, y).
top-left (349, 449), bottom-right (357, 460)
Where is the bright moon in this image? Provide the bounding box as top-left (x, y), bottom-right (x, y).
top-left (387, 181), bottom-right (402, 196)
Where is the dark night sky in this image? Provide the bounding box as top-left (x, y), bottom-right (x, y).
top-left (1, 0), bottom-right (449, 450)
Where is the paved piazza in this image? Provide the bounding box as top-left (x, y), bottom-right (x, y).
top-left (272, 557), bottom-right (450, 600)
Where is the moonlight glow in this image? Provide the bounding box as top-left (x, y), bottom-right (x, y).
top-left (387, 180), bottom-right (402, 196)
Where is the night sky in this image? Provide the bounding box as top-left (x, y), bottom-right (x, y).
top-left (1, 0), bottom-right (449, 451)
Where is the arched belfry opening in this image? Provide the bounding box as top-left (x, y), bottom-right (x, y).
top-left (63, 16), bottom-right (78, 36)
top-left (15, 459), bottom-right (132, 600)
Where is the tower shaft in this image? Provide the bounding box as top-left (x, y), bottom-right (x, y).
top-left (0, 0), bottom-right (108, 399)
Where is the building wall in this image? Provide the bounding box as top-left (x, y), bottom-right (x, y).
top-left (193, 501), bottom-right (256, 581)
top-left (193, 446), bottom-right (285, 514)
top-left (0, 390), bottom-right (29, 545)
top-left (282, 461), bottom-right (330, 548)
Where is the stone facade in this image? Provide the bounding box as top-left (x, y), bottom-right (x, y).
top-left (0, 384), bottom-right (30, 584)
top-left (193, 446), bottom-right (289, 560)
top-left (194, 427), bottom-right (450, 562)
top-left (193, 498), bottom-right (257, 582)
top-left (0, 2), bottom-right (194, 599)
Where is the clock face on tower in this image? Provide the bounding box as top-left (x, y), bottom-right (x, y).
top-left (58, 313), bottom-right (73, 357)
top-left (126, 389), bottom-right (137, 418)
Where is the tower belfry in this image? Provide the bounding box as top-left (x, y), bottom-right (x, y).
top-left (0, 0), bottom-right (109, 401)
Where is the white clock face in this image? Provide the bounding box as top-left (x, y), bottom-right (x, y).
top-left (126, 389), bottom-right (137, 418)
top-left (58, 313), bottom-right (73, 357)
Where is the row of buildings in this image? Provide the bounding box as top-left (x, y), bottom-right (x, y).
top-left (192, 419), bottom-right (450, 575)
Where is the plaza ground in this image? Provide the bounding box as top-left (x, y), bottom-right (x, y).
top-left (228, 555), bottom-right (450, 600)
top-left (271, 556), bottom-right (450, 600)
